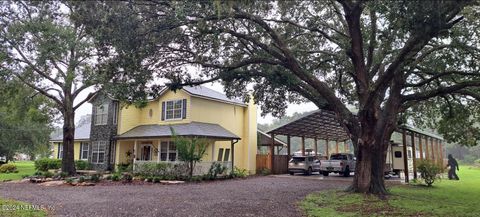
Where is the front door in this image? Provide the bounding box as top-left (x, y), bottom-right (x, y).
top-left (140, 144), bottom-right (152, 161)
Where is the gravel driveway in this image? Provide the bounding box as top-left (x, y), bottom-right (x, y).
top-left (0, 176), bottom-right (349, 217)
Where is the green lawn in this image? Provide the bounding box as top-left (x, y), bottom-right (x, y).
top-left (0, 161), bottom-right (35, 181)
top-left (300, 166), bottom-right (480, 217)
top-left (0, 199), bottom-right (47, 217)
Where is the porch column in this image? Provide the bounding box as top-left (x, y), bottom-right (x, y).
top-left (336, 141), bottom-right (339, 153)
top-left (133, 140), bottom-right (138, 170)
top-left (301, 136), bottom-right (305, 156)
top-left (344, 140), bottom-right (348, 153)
top-left (314, 137), bottom-right (318, 157)
top-left (436, 139), bottom-right (441, 167)
top-left (287, 135), bottom-right (291, 158)
top-left (270, 133), bottom-right (275, 172)
top-left (231, 140), bottom-right (235, 169)
top-left (325, 139), bottom-right (329, 158)
top-left (211, 142), bottom-right (215, 161)
top-left (439, 140), bottom-right (444, 167)
top-left (419, 135), bottom-right (424, 160)
top-left (411, 132), bottom-right (417, 179)
top-left (157, 140), bottom-right (161, 163)
top-left (402, 129), bottom-right (409, 183)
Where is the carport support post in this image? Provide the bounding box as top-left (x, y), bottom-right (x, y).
top-left (419, 135), bottom-right (424, 160)
top-left (301, 137), bottom-right (305, 156)
top-left (431, 137), bottom-right (435, 162)
top-left (314, 137), bottom-right (318, 157)
top-left (325, 139), bottom-right (329, 158)
top-left (287, 135), bottom-right (291, 158)
top-left (270, 133), bottom-right (275, 173)
top-left (336, 141), bottom-right (339, 153)
top-left (133, 140), bottom-right (138, 171)
top-left (402, 129), bottom-right (409, 183)
top-left (425, 137), bottom-right (430, 160)
top-left (411, 132), bottom-right (417, 179)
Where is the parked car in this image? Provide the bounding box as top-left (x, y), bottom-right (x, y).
top-left (288, 156), bottom-right (321, 176)
top-left (0, 156), bottom-right (6, 164)
top-left (320, 153), bottom-right (356, 177)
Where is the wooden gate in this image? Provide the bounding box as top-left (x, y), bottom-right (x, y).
top-left (256, 154), bottom-right (289, 174)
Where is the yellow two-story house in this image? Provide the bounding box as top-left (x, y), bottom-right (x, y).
top-left (51, 86), bottom-right (258, 174)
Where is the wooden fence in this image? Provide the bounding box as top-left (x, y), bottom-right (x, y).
top-left (256, 154), bottom-right (289, 174)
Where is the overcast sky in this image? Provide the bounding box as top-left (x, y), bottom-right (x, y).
top-left (73, 82), bottom-right (318, 125)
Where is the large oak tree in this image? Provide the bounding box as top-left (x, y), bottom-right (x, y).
top-left (79, 0), bottom-right (480, 194)
top-left (0, 1), bottom-right (108, 174)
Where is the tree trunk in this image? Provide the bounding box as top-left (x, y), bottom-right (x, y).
top-left (62, 102), bottom-right (76, 175)
top-left (349, 140), bottom-right (389, 195)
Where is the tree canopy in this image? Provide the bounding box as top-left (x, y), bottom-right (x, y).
top-left (0, 73), bottom-right (54, 161)
top-left (0, 1), bottom-right (110, 174)
top-left (77, 0), bottom-right (480, 194)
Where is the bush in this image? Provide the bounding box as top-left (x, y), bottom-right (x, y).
top-left (205, 162), bottom-right (227, 180)
top-left (474, 159), bottom-right (480, 165)
top-left (90, 174), bottom-right (101, 183)
top-left (122, 173), bottom-right (133, 182)
top-left (0, 164), bottom-right (17, 173)
top-left (258, 168), bottom-right (271, 176)
top-left (134, 162), bottom-right (171, 177)
top-left (75, 160), bottom-right (91, 170)
top-left (35, 158), bottom-right (61, 171)
top-left (230, 167), bottom-right (248, 178)
top-left (43, 171), bottom-right (54, 178)
top-left (153, 176), bottom-right (160, 183)
top-left (117, 163), bottom-right (132, 173)
top-left (78, 176), bottom-right (86, 183)
top-left (111, 173), bottom-right (120, 181)
top-left (65, 177), bottom-right (75, 184)
top-left (417, 160), bottom-right (442, 186)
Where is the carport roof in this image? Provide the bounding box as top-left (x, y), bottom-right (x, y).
top-left (116, 121), bottom-right (241, 141)
top-left (267, 109), bottom-right (350, 141)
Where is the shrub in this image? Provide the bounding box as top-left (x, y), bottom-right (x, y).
top-left (65, 177), bottom-right (75, 184)
top-left (111, 173), bottom-right (120, 181)
top-left (75, 160), bottom-right (91, 170)
top-left (43, 171), bottom-right (54, 178)
top-left (78, 176), bottom-right (86, 183)
top-left (117, 163), bottom-right (132, 173)
top-left (134, 162), bottom-right (171, 177)
top-left (258, 168), bottom-right (271, 176)
top-left (230, 167), bottom-right (248, 178)
top-left (34, 158), bottom-right (61, 171)
top-left (417, 160), bottom-right (442, 186)
top-left (0, 164), bottom-right (17, 173)
top-left (90, 174), bottom-right (101, 183)
top-left (205, 162), bottom-right (227, 180)
top-left (122, 173), bottom-right (133, 182)
top-left (474, 159), bottom-right (480, 165)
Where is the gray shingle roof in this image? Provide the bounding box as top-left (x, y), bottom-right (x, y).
top-left (50, 119), bottom-right (91, 141)
top-left (159, 86), bottom-right (246, 106)
top-left (116, 122), bottom-right (241, 140)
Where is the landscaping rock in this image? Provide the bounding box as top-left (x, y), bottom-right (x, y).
top-left (39, 181), bottom-right (64, 187)
top-left (159, 180), bottom-right (185, 184)
top-left (29, 178), bottom-right (45, 183)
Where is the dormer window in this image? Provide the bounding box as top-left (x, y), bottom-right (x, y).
top-left (94, 103), bottom-right (109, 125)
top-left (165, 100), bottom-right (183, 120)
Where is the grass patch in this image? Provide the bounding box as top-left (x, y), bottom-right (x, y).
top-left (300, 166), bottom-right (480, 217)
top-left (0, 199), bottom-right (47, 217)
top-left (0, 161), bottom-right (35, 181)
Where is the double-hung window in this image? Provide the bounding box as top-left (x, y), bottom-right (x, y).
top-left (94, 103), bottom-right (109, 125)
top-left (159, 141), bottom-right (177, 162)
top-left (80, 142), bottom-right (89, 160)
top-left (92, 141), bottom-right (106, 164)
top-left (165, 100), bottom-right (183, 120)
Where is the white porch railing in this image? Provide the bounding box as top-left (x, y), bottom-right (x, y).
top-left (133, 161), bottom-right (232, 176)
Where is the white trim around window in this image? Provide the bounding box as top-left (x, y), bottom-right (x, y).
top-left (80, 142), bottom-right (89, 160)
top-left (164, 99), bottom-right (183, 121)
top-left (159, 141), bottom-right (178, 162)
top-left (94, 103), bottom-right (109, 125)
top-left (91, 141), bottom-right (107, 164)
